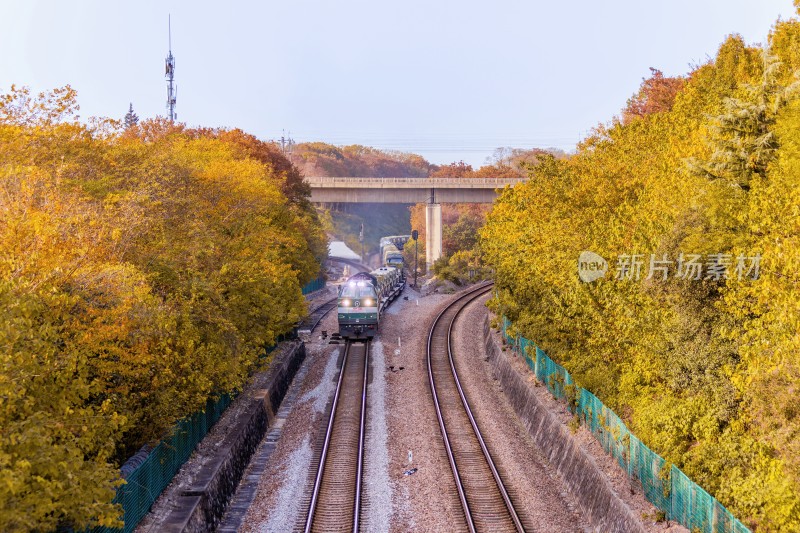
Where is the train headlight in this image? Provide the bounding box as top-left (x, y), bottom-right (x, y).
top-left (362, 298), bottom-right (373, 306)
top-left (341, 299), bottom-right (351, 307)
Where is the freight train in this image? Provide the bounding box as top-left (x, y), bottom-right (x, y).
top-left (336, 235), bottom-right (410, 339)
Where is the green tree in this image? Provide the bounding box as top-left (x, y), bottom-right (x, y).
top-left (123, 102), bottom-right (139, 128)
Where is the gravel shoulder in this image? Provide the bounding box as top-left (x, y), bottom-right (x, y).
top-left (238, 309), bottom-right (341, 532)
top-left (361, 338), bottom-right (392, 533)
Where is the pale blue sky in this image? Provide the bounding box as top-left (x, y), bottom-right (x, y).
top-left (1, 0), bottom-right (796, 166)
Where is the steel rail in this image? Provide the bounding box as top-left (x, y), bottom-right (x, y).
top-left (301, 297), bottom-right (338, 333)
top-left (353, 340), bottom-right (369, 532)
top-left (303, 340), bottom-right (369, 533)
top-left (426, 283), bottom-right (492, 533)
top-left (427, 282), bottom-right (525, 532)
top-left (446, 286), bottom-right (525, 532)
top-left (304, 341), bottom-right (350, 533)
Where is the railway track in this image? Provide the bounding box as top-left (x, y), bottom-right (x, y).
top-left (298, 297), bottom-right (338, 334)
top-left (427, 283), bottom-right (526, 533)
top-left (301, 340), bottom-right (370, 533)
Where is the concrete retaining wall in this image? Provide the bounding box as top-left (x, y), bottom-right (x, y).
top-left (160, 341), bottom-right (306, 533)
top-left (482, 317), bottom-right (645, 533)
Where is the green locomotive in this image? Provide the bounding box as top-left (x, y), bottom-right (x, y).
top-left (337, 267), bottom-right (404, 339)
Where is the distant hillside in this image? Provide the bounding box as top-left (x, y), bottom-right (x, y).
top-left (291, 141), bottom-right (566, 178)
top-left (429, 147), bottom-right (569, 179)
top-left (291, 142), bottom-right (432, 177)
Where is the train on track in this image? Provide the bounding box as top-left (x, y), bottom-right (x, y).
top-left (379, 235), bottom-right (410, 269)
top-left (337, 235), bottom-right (409, 339)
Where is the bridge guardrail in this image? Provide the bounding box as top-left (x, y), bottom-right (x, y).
top-left (305, 176), bottom-right (524, 186)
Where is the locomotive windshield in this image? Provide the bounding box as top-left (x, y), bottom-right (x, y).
top-left (340, 282), bottom-right (377, 299)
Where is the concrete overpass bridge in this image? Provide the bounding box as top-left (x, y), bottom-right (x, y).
top-left (306, 177), bottom-right (525, 267)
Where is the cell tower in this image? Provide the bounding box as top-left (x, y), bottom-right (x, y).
top-left (165, 15), bottom-right (177, 122)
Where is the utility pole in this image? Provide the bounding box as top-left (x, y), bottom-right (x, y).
top-left (165, 15), bottom-right (177, 122)
top-left (359, 223), bottom-right (364, 264)
top-left (280, 131), bottom-right (295, 157)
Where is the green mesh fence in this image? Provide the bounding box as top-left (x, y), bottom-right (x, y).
top-left (92, 394), bottom-right (232, 533)
top-left (579, 389), bottom-right (631, 473)
top-left (301, 275), bottom-right (325, 295)
top-left (629, 434), bottom-right (671, 511)
top-left (501, 317), bottom-right (750, 533)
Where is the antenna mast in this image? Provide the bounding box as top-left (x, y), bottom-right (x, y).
top-left (165, 15), bottom-right (177, 121)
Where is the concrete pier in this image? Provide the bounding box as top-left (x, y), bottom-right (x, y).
top-left (425, 203), bottom-right (442, 268)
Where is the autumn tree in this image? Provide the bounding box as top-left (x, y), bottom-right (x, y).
top-left (481, 26), bottom-right (800, 530)
top-left (429, 160), bottom-right (473, 178)
top-left (622, 68), bottom-right (685, 123)
top-left (0, 84), bottom-right (80, 126)
top-left (0, 86), bottom-right (326, 531)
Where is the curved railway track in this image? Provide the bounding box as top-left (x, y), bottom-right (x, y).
top-left (298, 297), bottom-right (338, 334)
top-left (428, 283), bottom-right (526, 533)
top-left (301, 340), bottom-right (370, 533)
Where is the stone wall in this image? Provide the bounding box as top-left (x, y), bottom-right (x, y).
top-left (482, 317), bottom-right (645, 533)
top-left (160, 341), bottom-right (306, 533)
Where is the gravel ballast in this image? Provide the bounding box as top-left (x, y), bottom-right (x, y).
top-left (237, 309), bottom-right (342, 532)
top-left (360, 339), bottom-right (392, 533)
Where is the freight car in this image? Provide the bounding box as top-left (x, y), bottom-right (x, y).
top-left (337, 267), bottom-right (404, 339)
top-left (380, 235), bottom-right (410, 270)
top-left (382, 242), bottom-right (404, 269)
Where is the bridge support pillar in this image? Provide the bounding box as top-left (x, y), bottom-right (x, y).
top-left (425, 203), bottom-right (442, 269)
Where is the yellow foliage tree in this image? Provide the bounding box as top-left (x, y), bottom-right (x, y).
top-left (0, 86), bottom-right (325, 531)
top-left (481, 23), bottom-right (800, 531)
